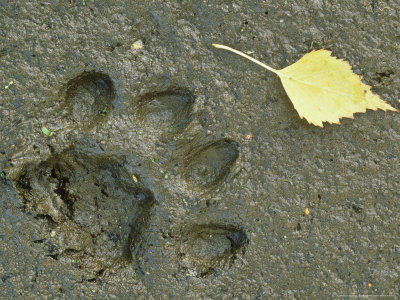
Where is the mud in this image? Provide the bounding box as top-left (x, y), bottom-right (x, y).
top-left (1, 1), bottom-right (399, 299)
top-left (15, 140), bottom-right (155, 279)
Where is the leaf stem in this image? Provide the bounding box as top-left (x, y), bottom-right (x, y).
top-left (212, 43), bottom-right (280, 75)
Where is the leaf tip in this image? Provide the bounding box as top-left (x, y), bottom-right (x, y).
top-left (386, 105), bottom-right (400, 113)
top-left (383, 105), bottom-right (399, 113)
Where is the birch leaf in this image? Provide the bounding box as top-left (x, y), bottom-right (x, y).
top-left (213, 44), bottom-right (399, 127)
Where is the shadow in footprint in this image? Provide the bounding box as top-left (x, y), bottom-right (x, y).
top-left (136, 89), bottom-right (195, 135)
top-left (15, 141), bottom-right (155, 277)
top-left (63, 71), bottom-right (116, 128)
top-left (178, 224), bottom-right (248, 277)
top-left (183, 139), bottom-right (239, 190)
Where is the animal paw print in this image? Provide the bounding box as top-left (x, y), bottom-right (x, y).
top-left (178, 224), bottom-right (248, 277)
top-left (12, 69), bottom-right (248, 284)
top-left (182, 139), bottom-right (239, 189)
top-left (136, 89), bottom-right (195, 135)
top-left (62, 71), bottom-right (116, 128)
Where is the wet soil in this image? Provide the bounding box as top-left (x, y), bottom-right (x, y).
top-left (1, 1), bottom-right (399, 299)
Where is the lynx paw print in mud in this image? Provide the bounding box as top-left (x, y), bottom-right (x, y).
top-left (182, 139), bottom-right (239, 189)
top-left (11, 69), bottom-right (247, 283)
top-left (178, 224), bottom-right (248, 277)
top-left (59, 70), bottom-right (116, 130)
top-left (136, 89), bottom-right (195, 135)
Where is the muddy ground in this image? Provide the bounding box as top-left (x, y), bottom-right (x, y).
top-left (1, 1), bottom-right (399, 299)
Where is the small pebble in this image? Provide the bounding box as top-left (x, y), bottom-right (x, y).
top-left (132, 174), bottom-right (139, 183)
top-left (132, 40), bottom-right (143, 50)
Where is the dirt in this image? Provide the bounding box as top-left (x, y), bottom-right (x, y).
top-left (1, 1), bottom-right (399, 299)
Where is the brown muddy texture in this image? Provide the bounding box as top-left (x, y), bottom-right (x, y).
top-left (1, 1), bottom-right (399, 299)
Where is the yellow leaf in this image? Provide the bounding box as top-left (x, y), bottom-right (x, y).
top-left (213, 44), bottom-right (398, 127)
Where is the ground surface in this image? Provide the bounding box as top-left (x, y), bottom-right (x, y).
top-left (1, 1), bottom-right (399, 299)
